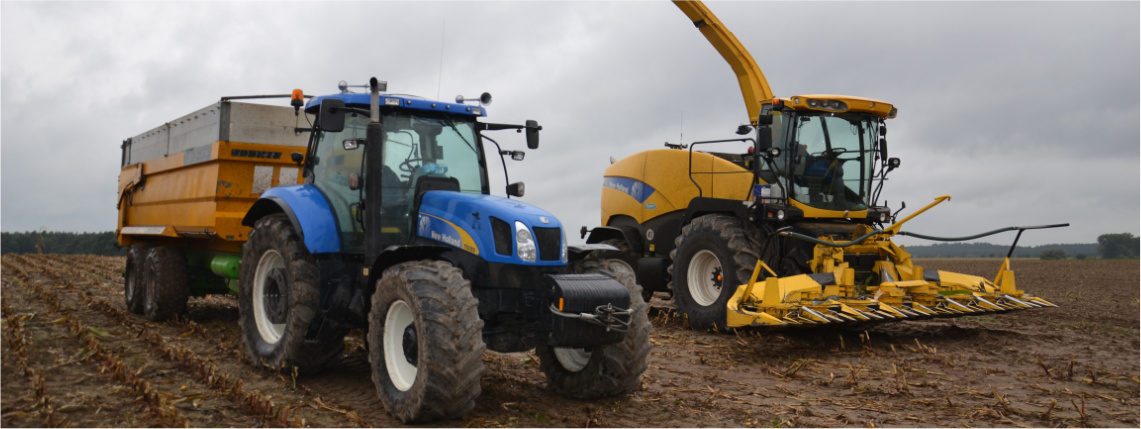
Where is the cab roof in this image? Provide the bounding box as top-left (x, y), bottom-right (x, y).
top-left (304, 93), bottom-right (487, 117)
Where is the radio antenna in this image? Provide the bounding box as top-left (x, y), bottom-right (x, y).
top-left (436, 19), bottom-right (446, 100)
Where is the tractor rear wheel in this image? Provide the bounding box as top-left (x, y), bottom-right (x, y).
top-left (668, 214), bottom-right (761, 331)
top-left (142, 246), bottom-right (189, 321)
top-left (368, 260), bottom-right (485, 423)
top-left (536, 255), bottom-right (651, 399)
top-left (124, 244), bottom-right (151, 314)
top-left (239, 214), bottom-right (345, 374)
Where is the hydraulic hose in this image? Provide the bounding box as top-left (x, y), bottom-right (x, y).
top-left (780, 224), bottom-right (1069, 248)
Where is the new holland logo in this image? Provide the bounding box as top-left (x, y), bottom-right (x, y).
top-left (539, 217), bottom-right (549, 224)
top-left (418, 215), bottom-right (431, 237)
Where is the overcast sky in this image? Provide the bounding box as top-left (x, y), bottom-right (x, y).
top-left (2, 1), bottom-right (1137, 248)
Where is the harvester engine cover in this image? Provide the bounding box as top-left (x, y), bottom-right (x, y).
top-left (542, 273), bottom-right (631, 348)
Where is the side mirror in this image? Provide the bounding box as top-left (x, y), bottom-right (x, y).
top-left (506, 182), bottom-right (525, 197)
top-left (349, 173), bottom-right (363, 190)
top-left (343, 139), bottom-right (364, 150)
top-left (320, 98), bottom-right (346, 132)
top-left (525, 120), bottom-right (541, 149)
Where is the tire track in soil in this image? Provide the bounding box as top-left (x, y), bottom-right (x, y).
top-left (1, 254), bottom-right (362, 428)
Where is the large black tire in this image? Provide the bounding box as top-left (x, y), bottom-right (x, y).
top-left (536, 254), bottom-right (652, 399)
top-left (238, 214), bottom-right (345, 374)
top-left (668, 214), bottom-right (761, 331)
top-left (592, 238), bottom-right (654, 303)
top-left (141, 246), bottom-right (189, 321)
top-left (124, 244), bottom-right (151, 314)
top-left (368, 260), bottom-right (486, 423)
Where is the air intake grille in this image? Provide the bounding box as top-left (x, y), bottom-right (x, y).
top-left (532, 227), bottom-right (561, 261)
top-left (490, 217), bottom-right (513, 256)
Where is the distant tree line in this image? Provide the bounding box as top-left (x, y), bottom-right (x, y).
top-left (1, 231), bottom-right (125, 256)
top-left (906, 233), bottom-right (1138, 260)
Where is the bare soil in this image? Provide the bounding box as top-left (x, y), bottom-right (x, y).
top-left (2, 254), bottom-right (1137, 427)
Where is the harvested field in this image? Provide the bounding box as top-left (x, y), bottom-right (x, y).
top-left (2, 254), bottom-right (1137, 427)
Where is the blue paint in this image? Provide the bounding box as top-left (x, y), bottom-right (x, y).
top-left (418, 191), bottom-right (566, 266)
top-left (602, 176), bottom-right (656, 204)
top-left (260, 185), bottom-right (342, 254)
top-left (305, 93), bottom-right (486, 117)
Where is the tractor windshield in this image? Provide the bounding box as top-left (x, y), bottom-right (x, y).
top-left (784, 112), bottom-right (878, 212)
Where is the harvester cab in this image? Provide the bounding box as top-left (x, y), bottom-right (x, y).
top-left (582, 0), bottom-right (1065, 332)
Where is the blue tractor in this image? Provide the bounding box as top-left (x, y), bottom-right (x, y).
top-left (238, 78), bottom-right (651, 422)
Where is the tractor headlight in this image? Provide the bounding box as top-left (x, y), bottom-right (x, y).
top-left (515, 221), bottom-right (537, 262)
top-left (776, 209), bottom-right (786, 220)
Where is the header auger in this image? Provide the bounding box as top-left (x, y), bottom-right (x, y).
top-left (581, 1), bottom-right (1064, 331)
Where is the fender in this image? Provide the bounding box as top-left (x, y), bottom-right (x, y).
top-left (241, 185), bottom-right (342, 254)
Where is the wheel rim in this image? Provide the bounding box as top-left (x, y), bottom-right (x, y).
top-left (687, 250), bottom-right (723, 306)
top-left (384, 300), bottom-right (417, 391)
top-left (554, 347), bottom-right (592, 372)
top-left (252, 250), bottom-right (286, 344)
top-left (607, 258), bottom-right (636, 286)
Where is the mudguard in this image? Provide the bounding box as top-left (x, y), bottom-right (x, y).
top-left (242, 185), bottom-right (341, 254)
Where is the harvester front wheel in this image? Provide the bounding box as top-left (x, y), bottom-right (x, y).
top-left (536, 257), bottom-right (651, 399)
top-left (239, 214), bottom-right (344, 374)
top-left (124, 244), bottom-right (151, 314)
top-left (142, 246), bottom-right (189, 321)
top-left (669, 214), bottom-right (760, 331)
top-left (368, 260), bottom-right (485, 423)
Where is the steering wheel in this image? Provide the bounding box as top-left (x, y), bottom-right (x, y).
top-left (399, 158), bottom-right (424, 174)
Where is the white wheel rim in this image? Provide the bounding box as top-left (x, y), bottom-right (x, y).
top-left (554, 347), bottom-right (592, 372)
top-left (687, 249), bottom-right (722, 306)
top-left (252, 250), bottom-right (286, 344)
top-left (384, 300), bottom-right (417, 391)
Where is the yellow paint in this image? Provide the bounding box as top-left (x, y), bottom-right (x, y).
top-left (117, 140), bottom-right (306, 250)
top-left (420, 213), bottom-right (480, 256)
top-left (601, 149), bottom-right (753, 226)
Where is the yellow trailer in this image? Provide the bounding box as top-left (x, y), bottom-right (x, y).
top-left (117, 97), bottom-right (309, 318)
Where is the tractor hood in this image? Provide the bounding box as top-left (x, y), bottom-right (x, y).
top-left (416, 191), bottom-right (567, 266)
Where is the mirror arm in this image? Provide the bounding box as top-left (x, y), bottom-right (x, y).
top-left (481, 133), bottom-right (513, 198)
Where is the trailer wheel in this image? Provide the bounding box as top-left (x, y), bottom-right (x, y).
top-left (536, 256), bottom-right (651, 399)
top-left (368, 260), bottom-right (485, 423)
top-left (142, 246), bottom-right (189, 321)
top-left (239, 214), bottom-right (344, 374)
top-left (124, 244), bottom-right (151, 314)
top-left (668, 214), bottom-right (761, 331)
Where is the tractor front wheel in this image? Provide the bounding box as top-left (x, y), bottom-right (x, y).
top-left (368, 260), bottom-right (485, 423)
top-left (536, 255), bottom-right (651, 399)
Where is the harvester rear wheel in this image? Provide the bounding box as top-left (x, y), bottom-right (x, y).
top-left (124, 244), bottom-right (151, 314)
top-left (239, 214), bottom-right (345, 374)
top-left (669, 214), bottom-right (761, 331)
top-left (368, 260), bottom-right (485, 423)
top-left (142, 246), bottom-right (189, 321)
top-left (536, 256), bottom-right (651, 399)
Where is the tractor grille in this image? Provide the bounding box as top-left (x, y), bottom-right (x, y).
top-left (490, 217), bottom-right (513, 256)
top-left (532, 227), bottom-right (561, 261)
